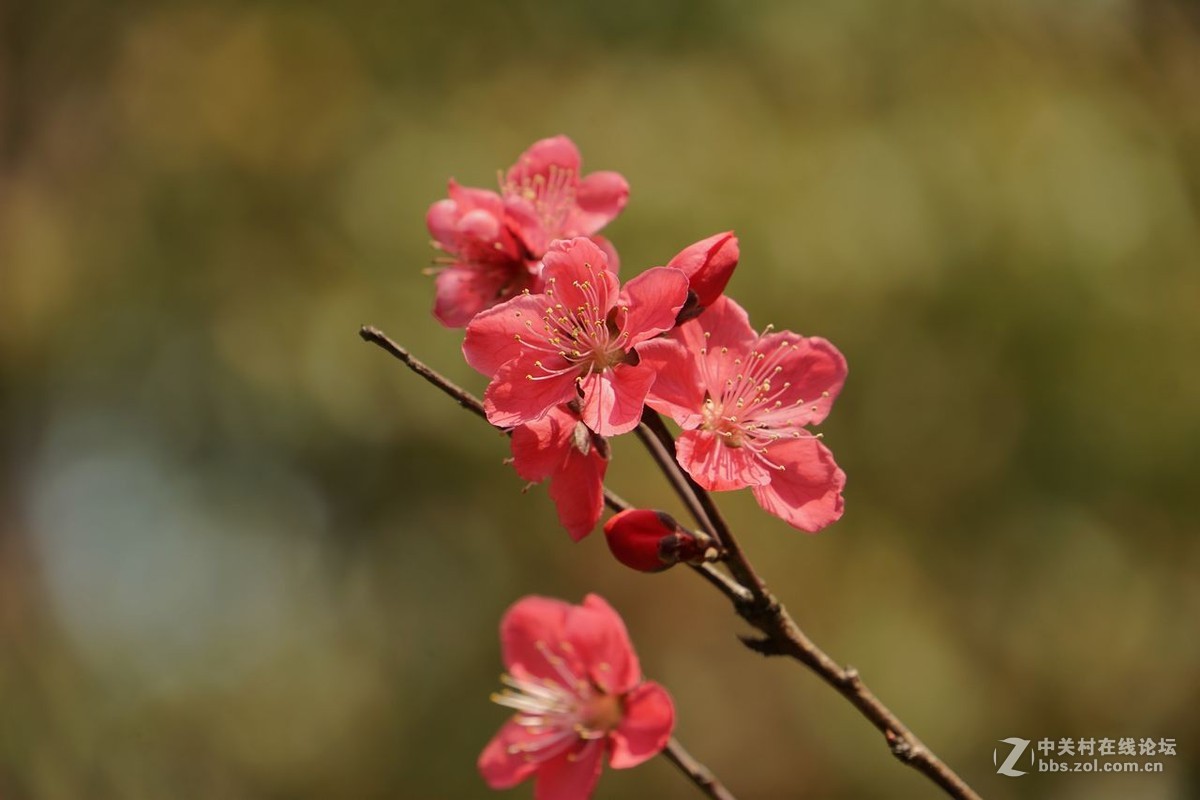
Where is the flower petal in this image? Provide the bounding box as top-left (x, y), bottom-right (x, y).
top-left (637, 339), bottom-right (706, 429)
top-left (672, 295), bottom-right (757, 386)
top-left (500, 596), bottom-right (573, 681)
top-left (579, 364), bottom-right (656, 437)
top-left (751, 438), bottom-right (846, 532)
top-left (541, 237), bottom-right (619, 316)
top-left (434, 265), bottom-right (529, 329)
top-left (574, 170), bottom-right (630, 234)
top-left (609, 682), bottom-right (675, 769)
top-left (547, 445), bottom-right (607, 541)
top-left (615, 266), bottom-right (690, 347)
top-left (667, 231), bottom-right (739, 308)
top-left (478, 718), bottom-right (546, 789)
top-left (563, 595), bottom-right (642, 695)
top-left (484, 355), bottom-right (579, 429)
top-left (510, 408), bottom-right (575, 482)
top-left (756, 333), bottom-right (847, 426)
top-left (426, 197), bottom-right (460, 248)
top-left (534, 740), bottom-right (605, 800)
top-left (507, 135), bottom-right (582, 186)
top-left (463, 293), bottom-right (553, 376)
top-left (676, 428), bottom-right (772, 491)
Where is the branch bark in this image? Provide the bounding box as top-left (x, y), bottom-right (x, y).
top-left (662, 738), bottom-right (738, 800)
top-left (634, 410), bottom-right (982, 800)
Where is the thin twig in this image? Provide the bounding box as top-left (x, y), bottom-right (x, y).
top-left (635, 411), bottom-right (982, 800)
top-left (361, 326), bottom-right (981, 800)
top-left (359, 326), bottom-right (487, 421)
top-left (662, 738), bottom-right (738, 800)
top-left (634, 418), bottom-right (716, 538)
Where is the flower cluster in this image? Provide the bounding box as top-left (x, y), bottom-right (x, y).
top-left (428, 135), bottom-right (847, 540)
top-left (424, 136), bottom-right (849, 797)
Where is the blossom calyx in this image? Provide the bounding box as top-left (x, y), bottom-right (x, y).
top-left (603, 508), bottom-right (713, 573)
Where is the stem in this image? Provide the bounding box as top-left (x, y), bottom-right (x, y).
top-left (359, 326), bottom-right (487, 421)
top-left (360, 327), bottom-right (982, 800)
top-left (634, 411), bottom-right (982, 800)
top-left (662, 738), bottom-right (738, 800)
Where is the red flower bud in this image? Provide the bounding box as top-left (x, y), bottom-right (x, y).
top-left (667, 231), bottom-right (739, 310)
top-left (603, 509), bottom-right (707, 573)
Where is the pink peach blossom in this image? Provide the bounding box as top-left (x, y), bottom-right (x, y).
top-left (640, 296), bottom-right (848, 532)
top-left (511, 405), bottom-right (608, 541)
top-left (426, 180), bottom-right (539, 328)
top-left (463, 237), bottom-right (689, 437)
top-left (479, 594), bottom-right (675, 800)
top-left (501, 136), bottom-right (629, 261)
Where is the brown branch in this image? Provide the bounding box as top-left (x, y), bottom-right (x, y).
top-left (360, 327), bottom-right (980, 800)
top-left (359, 326), bottom-right (487, 421)
top-left (662, 738), bottom-right (738, 800)
top-left (635, 411), bottom-right (982, 800)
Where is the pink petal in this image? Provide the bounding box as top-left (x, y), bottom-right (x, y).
top-left (672, 295), bottom-right (757, 385)
top-left (434, 265), bottom-right (528, 329)
top-left (574, 171), bottom-right (630, 234)
top-left (636, 339), bottom-right (706, 429)
top-left (609, 682), bottom-right (675, 769)
top-left (484, 355), bottom-right (579, 429)
top-left (667, 231), bottom-right (739, 308)
top-left (751, 438), bottom-right (846, 532)
top-left (564, 595), bottom-right (641, 695)
top-left (579, 364), bottom-right (656, 437)
top-left (463, 294), bottom-right (553, 376)
top-left (448, 180), bottom-right (506, 218)
top-left (426, 198), bottom-right (459, 247)
top-left (757, 333), bottom-right (847, 426)
top-left (500, 596), bottom-right (573, 681)
top-left (507, 135), bottom-right (582, 186)
top-left (533, 740), bottom-right (605, 800)
top-left (590, 235), bottom-right (621, 275)
top-left (510, 408), bottom-right (575, 482)
top-left (547, 446), bottom-right (607, 541)
top-left (478, 718), bottom-right (546, 789)
top-left (676, 429), bottom-right (772, 491)
top-left (615, 266), bottom-right (690, 347)
top-left (541, 238), bottom-right (619, 316)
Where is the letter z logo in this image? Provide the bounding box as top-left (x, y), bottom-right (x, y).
top-left (994, 737), bottom-right (1032, 777)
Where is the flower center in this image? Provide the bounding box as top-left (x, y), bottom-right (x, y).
top-left (695, 333), bottom-right (829, 464)
top-left (503, 164), bottom-right (577, 239)
top-left (489, 641), bottom-right (623, 764)
top-left (519, 266), bottom-right (632, 384)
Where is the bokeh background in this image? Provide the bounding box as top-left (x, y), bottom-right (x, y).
top-left (2, 1), bottom-right (1199, 798)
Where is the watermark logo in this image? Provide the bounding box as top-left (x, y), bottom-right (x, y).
top-left (993, 736), bottom-right (1176, 777)
top-left (994, 738), bottom-right (1033, 777)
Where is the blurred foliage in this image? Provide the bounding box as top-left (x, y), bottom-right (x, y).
top-left (2, 1), bottom-right (1199, 798)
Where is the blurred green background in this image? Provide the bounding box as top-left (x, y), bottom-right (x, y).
top-left (2, 1), bottom-right (1198, 798)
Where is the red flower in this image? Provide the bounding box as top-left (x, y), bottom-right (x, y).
top-left (511, 405), bottom-right (609, 541)
top-left (463, 237), bottom-right (689, 437)
top-left (640, 296), bottom-right (848, 532)
top-left (479, 595), bottom-right (675, 800)
top-left (502, 136), bottom-right (629, 262)
top-left (427, 180), bottom-right (539, 328)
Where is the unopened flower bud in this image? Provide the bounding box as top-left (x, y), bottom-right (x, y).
top-left (603, 509), bottom-right (707, 573)
top-left (667, 231), bottom-right (739, 311)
